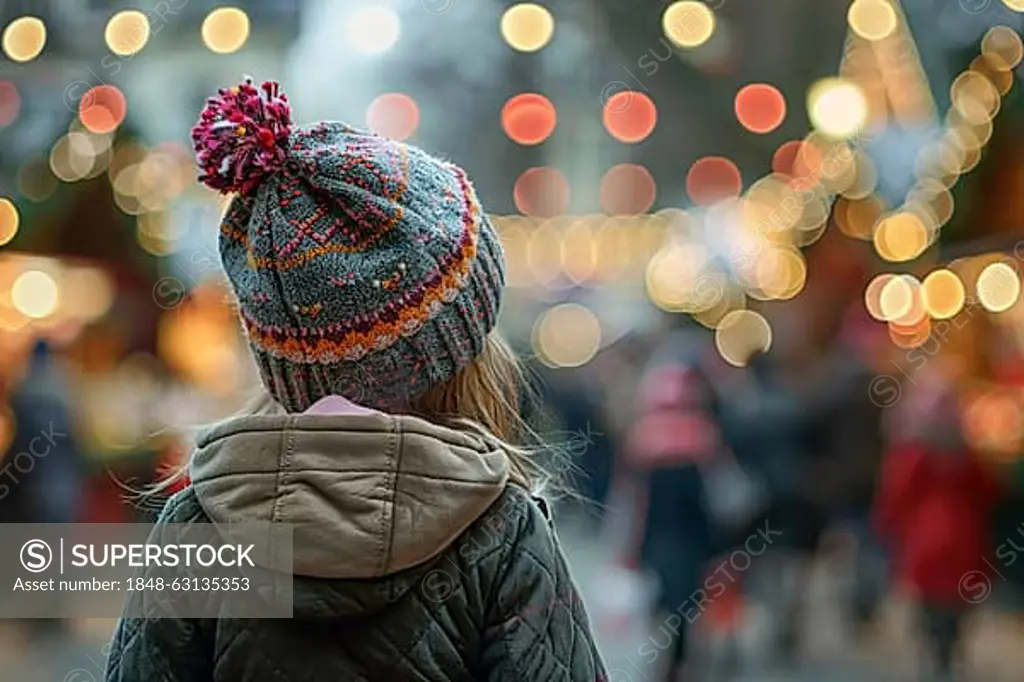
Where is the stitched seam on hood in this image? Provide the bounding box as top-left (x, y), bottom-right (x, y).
top-left (375, 415), bottom-right (399, 577)
top-left (269, 418), bottom-right (295, 524)
top-left (382, 418), bottom-right (405, 577)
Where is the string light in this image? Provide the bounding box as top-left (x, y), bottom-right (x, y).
top-left (105, 10), bottom-right (151, 56)
top-left (500, 4), bottom-right (555, 52)
top-left (2, 16), bottom-right (46, 62)
top-left (715, 310), bottom-right (771, 366)
top-left (202, 7), bottom-right (251, 54)
top-left (663, 1), bottom-right (715, 49)
top-left (807, 78), bottom-right (868, 138)
top-left (0, 198), bottom-right (18, 246)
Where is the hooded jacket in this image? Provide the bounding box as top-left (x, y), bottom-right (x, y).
top-left (105, 401), bottom-right (605, 681)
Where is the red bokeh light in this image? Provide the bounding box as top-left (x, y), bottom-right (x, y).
top-left (502, 93), bottom-right (557, 145)
top-left (602, 91), bottom-right (657, 144)
top-left (0, 82), bottom-right (21, 128)
top-left (734, 83), bottom-right (786, 134)
top-left (600, 164), bottom-right (656, 215)
top-left (79, 85), bottom-right (127, 134)
top-left (686, 156), bottom-right (742, 206)
top-left (514, 167), bottom-right (570, 217)
top-left (366, 93), bottom-right (420, 141)
top-left (771, 140), bottom-right (822, 179)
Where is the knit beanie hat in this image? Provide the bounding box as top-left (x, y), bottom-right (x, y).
top-left (191, 79), bottom-right (505, 413)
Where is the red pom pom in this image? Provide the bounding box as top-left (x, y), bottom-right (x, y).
top-left (191, 78), bottom-right (292, 194)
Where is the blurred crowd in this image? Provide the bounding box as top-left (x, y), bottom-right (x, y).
top-left (532, 234), bottom-right (1024, 681)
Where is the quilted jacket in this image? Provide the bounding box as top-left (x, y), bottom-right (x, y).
top-left (105, 407), bottom-right (606, 681)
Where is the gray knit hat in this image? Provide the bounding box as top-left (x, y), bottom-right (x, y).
top-left (192, 78), bottom-right (505, 412)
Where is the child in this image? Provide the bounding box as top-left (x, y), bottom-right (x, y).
top-left (105, 79), bottom-right (606, 681)
top-left (874, 364), bottom-right (998, 680)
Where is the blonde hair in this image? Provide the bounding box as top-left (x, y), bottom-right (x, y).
top-left (412, 333), bottom-right (548, 489)
top-left (146, 332), bottom-right (558, 498)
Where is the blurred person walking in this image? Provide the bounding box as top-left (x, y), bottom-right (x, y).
top-left (106, 79), bottom-right (605, 682)
top-left (874, 356), bottom-right (999, 681)
top-left (0, 338), bottom-right (85, 641)
top-left (620, 323), bottom-right (764, 682)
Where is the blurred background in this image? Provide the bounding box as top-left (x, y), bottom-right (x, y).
top-left (1, 0), bottom-right (1024, 679)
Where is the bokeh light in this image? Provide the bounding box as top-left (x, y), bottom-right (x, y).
top-left (1003, 0), bottom-right (1024, 11)
top-left (0, 198), bottom-right (18, 247)
top-left (864, 274), bottom-right (894, 321)
top-left (79, 85), bottom-right (127, 135)
top-left (514, 167), bottom-right (570, 217)
top-left (771, 140), bottom-right (823, 180)
top-left (964, 390), bottom-right (1024, 457)
top-left (687, 156), bottom-right (742, 205)
top-left (847, 0), bottom-right (897, 41)
top-left (951, 70), bottom-right (1000, 125)
top-left (663, 1), bottom-right (715, 49)
top-left (0, 81), bottom-right (21, 127)
top-left (807, 78), bottom-right (868, 138)
top-left (922, 269), bottom-right (966, 319)
top-left (873, 211), bottom-right (929, 262)
top-left (366, 93), bottom-right (419, 141)
top-left (11, 270), bottom-right (59, 319)
top-left (2, 17), bottom-right (46, 63)
top-left (977, 262), bottom-right (1021, 313)
top-left (500, 4), bottom-right (555, 53)
top-left (645, 244), bottom-right (714, 313)
top-left (877, 274), bottom-right (915, 322)
top-left (835, 195), bottom-right (885, 240)
top-left (603, 91), bottom-right (657, 143)
top-left (202, 7), bottom-right (251, 54)
top-left (501, 93), bottom-right (557, 145)
top-left (735, 83), bottom-right (786, 134)
top-left (753, 247), bottom-right (806, 300)
top-left (105, 10), bottom-right (151, 57)
top-left (981, 26), bottom-right (1024, 70)
top-left (600, 164), bottom-right (656, 215)
top-left (533, 303), bottom-right (601, 368)
top-left (715, 310), bottom-right (772, 367)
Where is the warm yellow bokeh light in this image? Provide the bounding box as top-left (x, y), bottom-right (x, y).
top-left (977, 261), bottom-right (1021, 313)
top-left (873, 211), bottom-right (929, 262)
top-left (808, 78), bottom-right (868, 138)
top-left (1003, 0), bottom-right (1024, 11)
top-left (202, 7), bottom-right (250, 54)
top-left (922, 269), bottom-right (966, 319)
top-left (3, 16), bottom-right (46, 62)
top-left (715, 310), bottom-right (772, 367)
top-left (663, 1), bottom-right (715, 49)
top-left (951, 70), bottom-right (1001, 125)
top-left (0, 198), bottom-right (18, 246)
top-left (878, 275), bottom-right (917, 322)
top-left (532, 303), bottom-right (601, 368)
top-left (11, 270), bottom-right (59, 319)
top-left (105, 10), bottom-right (150, 56)
top-left (981, 25), bottom-right (1023, 70)
top-left (645, 244), bottom-right (717, 313)
top-left (753, 248), bottom-right (806, 300)
top-left (501, 4), bottom-right (555, 52)
top-left (847, 0), bottom-right (897, 41)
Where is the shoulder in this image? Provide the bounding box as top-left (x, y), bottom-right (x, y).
top-left (454, 485), bottom-right (558, 570)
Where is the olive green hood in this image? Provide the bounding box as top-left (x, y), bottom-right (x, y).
top-left (189, 405), bottom-right (511, 581)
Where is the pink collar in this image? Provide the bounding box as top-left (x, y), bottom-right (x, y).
top-left (304, 395), bottom-right (379, 416)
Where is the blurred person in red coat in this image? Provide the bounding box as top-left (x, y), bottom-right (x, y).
top-left (874, 351), bottom-right (999, 680)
